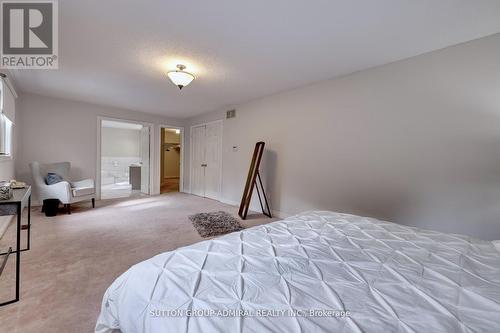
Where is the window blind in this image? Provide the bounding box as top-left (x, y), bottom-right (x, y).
top-left (0, 78), bottom-right (16, 124)
top-left (0, 77), bottom-right (16, 156)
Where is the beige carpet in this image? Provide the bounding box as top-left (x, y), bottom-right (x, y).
top-left (0, 193), bottom-right (277, 333)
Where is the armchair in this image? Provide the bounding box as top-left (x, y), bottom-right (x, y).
top-left (30, 162), bottom-right (95, 214)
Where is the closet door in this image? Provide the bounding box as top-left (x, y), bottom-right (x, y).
top-left (204, 122), bottom-right (222, 200)
top-left (191, 125), bottom-right (206, 197)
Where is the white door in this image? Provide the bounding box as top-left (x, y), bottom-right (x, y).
top-left (140, 126), bottom-right (150, 194)
top-left (204, 122), bottom-right (222, 200)
top-left (191, 125), bottom-right (206, 197)
top-left (190, 122), bottom-right (222, 200)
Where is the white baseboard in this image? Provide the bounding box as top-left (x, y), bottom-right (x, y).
top-left (219, 197), bottom-right (290, 219)
top-left (31, 191), bottom-right (291, 219)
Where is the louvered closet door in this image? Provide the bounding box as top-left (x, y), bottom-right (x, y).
top-left (204, 122), bottom-right (222, 200)
top-left (191, 125), bottom-right (206, 197)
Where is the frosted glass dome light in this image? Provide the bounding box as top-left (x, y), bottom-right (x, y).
top-left (167, 64), bottom-right (195, 90)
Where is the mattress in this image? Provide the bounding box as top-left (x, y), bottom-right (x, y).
top-left (96, 211), bottom-right (500, 333)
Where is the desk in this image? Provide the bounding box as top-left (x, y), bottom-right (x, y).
top-left (0, 186), bottom-right (31, 306)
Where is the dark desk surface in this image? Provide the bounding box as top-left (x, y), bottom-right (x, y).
top-left (0, 186), bottom-right (31, 215)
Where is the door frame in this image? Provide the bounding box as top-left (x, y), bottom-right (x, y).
top-left (189, 119), bottom-right (223, 199)
top-left (96, 116), bottom-right (154, 200)
top-left (158, 125), bottom-right (185, 193)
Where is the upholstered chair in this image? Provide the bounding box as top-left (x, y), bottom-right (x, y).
top-left (30, 161), bottom-right (95, 214)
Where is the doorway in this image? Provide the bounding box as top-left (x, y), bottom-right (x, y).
top-left (190, 120), bottom-right (223, 200)
top-left (99, 119), bottom-right (151, 199)
top-left (160, 127), bottom-right (184, 194)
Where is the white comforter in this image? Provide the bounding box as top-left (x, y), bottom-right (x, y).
top-left (96, 211), bottom-right (500, 333)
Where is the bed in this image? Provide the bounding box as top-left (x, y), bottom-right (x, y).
top-left (96, 211), bottom-right (500, 333)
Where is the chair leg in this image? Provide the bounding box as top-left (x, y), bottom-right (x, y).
top-left (91, 198), bottom-right (95, 208)
top-left (65, 204), bottom-right (71, 215)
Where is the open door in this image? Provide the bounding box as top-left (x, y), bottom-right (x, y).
top-left (100, 119), bottom-right (150, 199)
top-left (140, 126), bottom-right (150, 194)
top-left (160, 127), bottom-right (182, 194)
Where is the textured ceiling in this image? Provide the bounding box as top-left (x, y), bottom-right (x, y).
top-left (8, 0), bottom-right (500, 118)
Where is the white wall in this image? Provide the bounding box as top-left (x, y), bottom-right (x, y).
top-left (0, 123), bottom-right (15, 180)
top-left (16, 93), bottom-right (182, 201)
top-left (184, 34), bottom-right (500, 240)
top-left (101, 127), bottom-right (141, 157)
top-left (0, 160), bottom-right (14, 181)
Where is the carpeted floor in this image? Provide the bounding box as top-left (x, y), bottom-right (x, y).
top-left (0, 193), bottom-right (277, 333)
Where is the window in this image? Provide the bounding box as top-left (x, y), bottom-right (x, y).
top-left (0, 80), bottom-right (14, 160)
top-left (0, 113), bottom-right (13, 158)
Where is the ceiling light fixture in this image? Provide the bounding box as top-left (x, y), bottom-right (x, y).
top-left (167, 64), bottom-right (195, 90)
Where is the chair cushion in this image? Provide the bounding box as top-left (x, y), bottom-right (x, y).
top-left (71, 179), bottom-right (94, 189)
top-left (72, 186), bottom-right (95, 197)
top-left (45, 173), bottom-right (63, 185)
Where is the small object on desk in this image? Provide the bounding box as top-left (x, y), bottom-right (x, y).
top-left (0, 181), bottom-right (12, 200)
top-left (10, 180), bottom-right (27, 189)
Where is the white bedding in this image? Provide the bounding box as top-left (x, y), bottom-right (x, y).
top-left (96, 211), bottom-right (500, 333)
